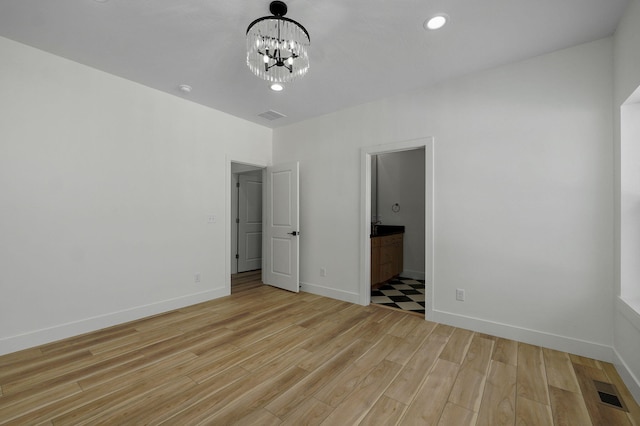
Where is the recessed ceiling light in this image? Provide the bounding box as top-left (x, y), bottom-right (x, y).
top-left (424, 14), bottom-right (449, 30)
top-left (178, 84), bottom-right (192, 93)
top-left (270, 83), bottom-right (284, 92)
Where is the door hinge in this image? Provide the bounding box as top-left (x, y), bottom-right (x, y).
top-left (235, 254), bottom-right (239, 259)
top-left (236, 182), bottom-right (240, 188)
top-left (236, 218), bottom-right (240, 223)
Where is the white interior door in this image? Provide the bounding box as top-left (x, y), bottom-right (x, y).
top-left (237, 173), bottom-right (262, 272)
top-left (264, 162), bottom-right (299, 292)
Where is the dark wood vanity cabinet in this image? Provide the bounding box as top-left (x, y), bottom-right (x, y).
top-left (371, 233), bottom-right (403, 286)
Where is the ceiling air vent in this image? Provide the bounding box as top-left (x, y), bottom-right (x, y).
top-left (258, 110), bottom-right (286, 121)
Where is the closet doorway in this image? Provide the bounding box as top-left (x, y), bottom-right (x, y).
top-left (230, 163), bottom-right (264, 291)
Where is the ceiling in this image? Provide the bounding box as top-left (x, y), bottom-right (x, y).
top-left (0, 0), bottom-right (630, 128)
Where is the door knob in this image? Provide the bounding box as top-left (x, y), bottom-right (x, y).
top-left (288, 231), bottom-right (298, 236)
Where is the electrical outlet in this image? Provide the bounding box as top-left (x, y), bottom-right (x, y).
top-left (194, 273), bottom-right (201, 283)
top-left (456, 288), bottom-right (465, 301)
top-left (320, 268), bottom-right (326, 277)
top-left (207, 215), bottom-right (216, 223)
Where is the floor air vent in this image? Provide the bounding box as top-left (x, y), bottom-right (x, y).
top-left (593, 380), bottom-right (627, 411)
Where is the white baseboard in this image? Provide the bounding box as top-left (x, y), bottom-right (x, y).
top-left (431, 309), bottom-right (614, 362)
top-left (7, 284), bottom-right (638, 406)
top-left (613, 349), bottom-right (640, 404)
top-left (400, 270), bottom-right (426, 280)
top-left (614, 297), bottom-right (640, 403)
top-left (300, 281), bottom-right (360, 304)
top-left (433, 308), bottom-right (640, 403)
top-left (0, 288), bottom-right (229, 356)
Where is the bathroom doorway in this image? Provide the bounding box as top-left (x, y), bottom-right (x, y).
top-left (360, 138), bottom-right (434, 320)
top-left (370, 149), bottom-right (426, 316)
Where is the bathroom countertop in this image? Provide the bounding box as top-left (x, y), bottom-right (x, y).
top-left (370, 225), bottom-right (405, 237)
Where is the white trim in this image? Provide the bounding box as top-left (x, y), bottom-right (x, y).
top-left (431, 309), bottom-right (614, 362)
top-left (618, 296), bottom-right (640, 331)
top-left (0, 288), bottom-right (228, 356)
top-left (300, 281), bottom-right (360, 304)
top-left (360, 137), bottom-right (435, 322)
top-left (613, 348), bottom-right (640, 404)
top-left (614, 297), bottom-right (640, 403)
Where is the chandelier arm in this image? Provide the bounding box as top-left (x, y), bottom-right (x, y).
top-left (263, 57), bottom-right (294, 73)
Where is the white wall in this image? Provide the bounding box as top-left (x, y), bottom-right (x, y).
top-left (614, 0), bottom-right (640, 402)
top-left (273, 37), bottom-right (614, 360)
top-left (375, 150), bottom-right (426, 278)
top-left (0, 36), bottom-right (272, 355)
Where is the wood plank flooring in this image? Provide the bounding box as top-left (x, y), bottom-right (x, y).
top-left (1, 271), bottom-right (638, 425)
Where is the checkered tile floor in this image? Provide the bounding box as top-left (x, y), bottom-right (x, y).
top-left (371, 277), bottom-right (425, 315)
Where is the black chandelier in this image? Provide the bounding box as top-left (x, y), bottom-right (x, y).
top-left (246, 1), bottom-right (310, 83)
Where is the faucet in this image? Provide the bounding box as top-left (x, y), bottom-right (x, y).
top-left (371, 220), bottom-right (381, 236)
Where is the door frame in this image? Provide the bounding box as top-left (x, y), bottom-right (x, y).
top-left (226, 156), bottom-right (268, 295)
top-left (359, 137), bottom-right (435, 320)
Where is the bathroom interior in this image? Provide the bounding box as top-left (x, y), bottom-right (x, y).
top-left (370, 148), bottom-right (426, 315)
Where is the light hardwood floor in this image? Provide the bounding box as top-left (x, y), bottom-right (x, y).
top-left (1, 271), bottom-right (638, 425)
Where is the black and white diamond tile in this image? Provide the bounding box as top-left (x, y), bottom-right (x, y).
top-left (371, 277), bottom-right (425, 314)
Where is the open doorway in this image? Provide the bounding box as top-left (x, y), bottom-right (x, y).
top-left (620, 85), bottom-right (640, 304)
top-left (230, 162), bottom-right (265, 293)
top-left (370, 149), bottom-right (426, 316)
top-left (360, 138), bottom-right (434, 320)
top-left (226, 159), bottom-right (301, 295)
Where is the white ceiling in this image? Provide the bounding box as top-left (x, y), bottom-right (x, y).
top-left (0, 0), bottom-right (630, 128)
